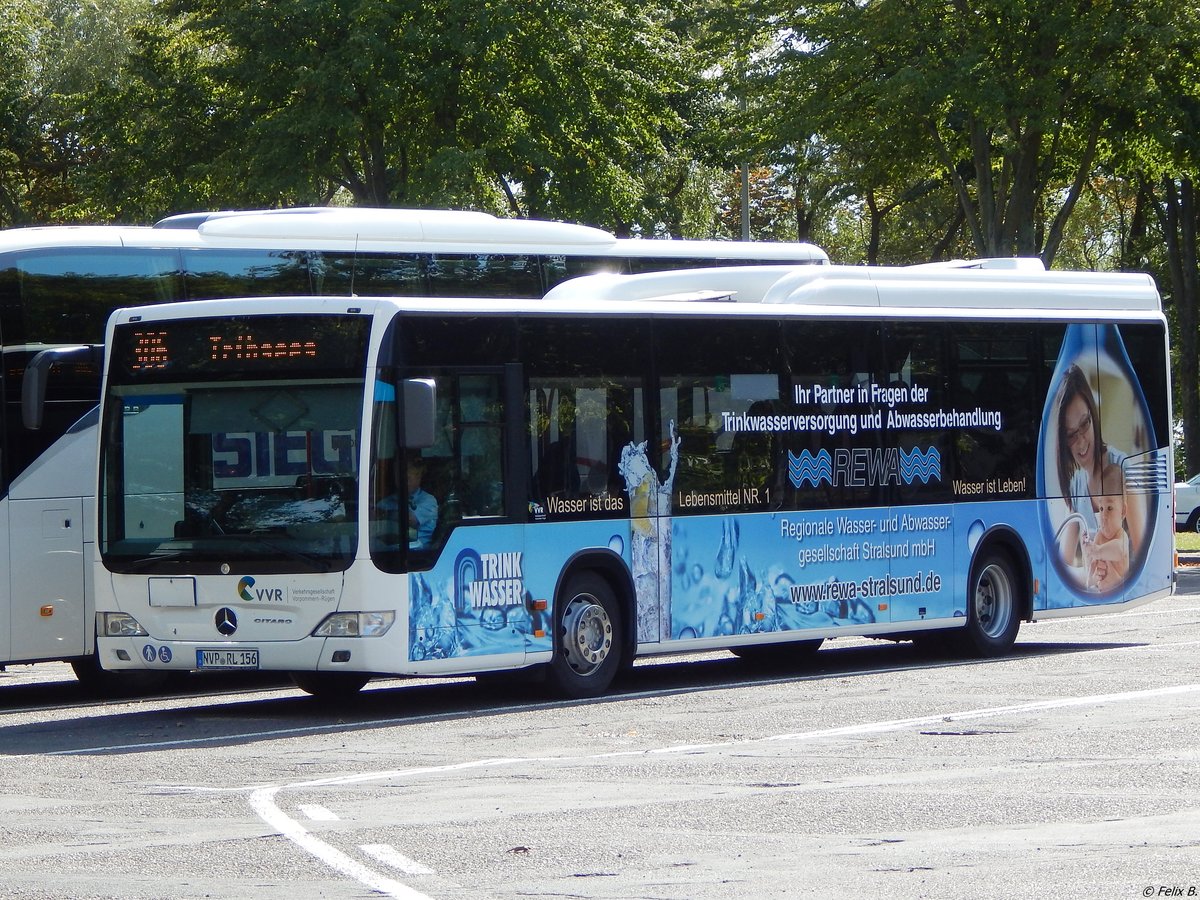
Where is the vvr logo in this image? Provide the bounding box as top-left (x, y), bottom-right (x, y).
top-left (238, 576), bottom-right (285, 603)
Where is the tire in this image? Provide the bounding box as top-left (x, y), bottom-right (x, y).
top-left (948, 547), bottom-right (1022, 657)
top-left (1188, 510), bottom-right (1200, 534)
top-left (290, 671), bottom-right (369, 698)
top-left (545, 572), bottom-right (623, 699)
top-left (731, 639), bottom-right (823, 668)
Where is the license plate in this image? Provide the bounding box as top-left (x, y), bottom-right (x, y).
top-left (196, 648), bottom-right (259, 669)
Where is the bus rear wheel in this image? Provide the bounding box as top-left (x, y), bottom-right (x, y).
top-left (546, 572), bottom-right (622, 699)
top-left (949, 548), bottom-right (1022, 657)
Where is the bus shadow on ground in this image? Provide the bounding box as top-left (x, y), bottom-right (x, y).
top-left (0, 670), bottom-right (293, 714)
top-left (0, 638), bottom-right (1143, 758)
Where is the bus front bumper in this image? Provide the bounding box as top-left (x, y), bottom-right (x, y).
top-left (95, 635), bottom-right (381, 675)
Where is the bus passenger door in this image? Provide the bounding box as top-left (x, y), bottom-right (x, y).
top-left (396, 365), bottom-right (530, 666)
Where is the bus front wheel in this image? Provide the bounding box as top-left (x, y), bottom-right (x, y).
top-left (546, 572), bottom-right (622, 699)
top-left (950, 548), bottom-right (1022, 657)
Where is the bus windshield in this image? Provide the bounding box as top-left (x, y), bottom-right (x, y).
top-left (100, 313), bottom-right (370, 574)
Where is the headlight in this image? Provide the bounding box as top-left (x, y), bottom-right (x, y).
top-left (98, 612), bottom-right (148, 637)
top-left (313, 611), bottom-right (395, 637)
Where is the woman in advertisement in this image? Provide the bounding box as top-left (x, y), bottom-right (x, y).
top-left (1051, 361), bottom-right (1145, 592)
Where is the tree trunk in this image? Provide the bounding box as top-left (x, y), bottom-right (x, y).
top-left (1158, 177), bottom-right (1200, 476)
top-left (865, 190), bottom-right (883, 265)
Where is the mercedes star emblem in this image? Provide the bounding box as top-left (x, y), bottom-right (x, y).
top-left (215, 607), bottom-right (238, 636)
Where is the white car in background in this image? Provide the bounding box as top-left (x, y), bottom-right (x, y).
top-left (1176, 473), bottom-right (1200, 532)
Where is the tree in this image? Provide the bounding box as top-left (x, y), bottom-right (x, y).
top-left (91, 0), bottom-right (705, 230)
top-left (1102, 3), bottom-right (1200, 475)
top-left (0, 0), bottom-right (151, 225)
top-left (0, 0), bottom-right (41, 224)
top-left (755, 0), bottom-right (1189, 265)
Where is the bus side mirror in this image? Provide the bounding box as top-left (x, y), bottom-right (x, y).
top-left (22, 345), bottom-right (104, 430)
top-left (403, 378), bottom-right (437, 449)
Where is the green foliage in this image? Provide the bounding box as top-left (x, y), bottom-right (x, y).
top-left (0, 0), bottom-right (39, 223)
top-left (77, 0), bottom-right (714, 231)
top-left (0, 0), bottom-right (1193, 273)
top-left (1176, 530), bottom-right (1200, 553)
top-left (0, 0), bottom-right (153, 225)
top-left (746, 0), bottom-right (1193, 265)
top-left (5, 0), bottom-right (1200, 491)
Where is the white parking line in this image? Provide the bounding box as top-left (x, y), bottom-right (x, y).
top-left (249, 785), bottom-right (433, 900)
top-left (361, 844), bottom-right (435, 876)
top-left (298, 804), bottom-right (339, 822)
top-left (248, 683), bottom-right (1200, 899)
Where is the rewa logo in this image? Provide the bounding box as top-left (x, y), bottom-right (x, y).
top-left (237, 576), bottom-right (255, 602)
top-left (788, 446), bottom-right (942, 489)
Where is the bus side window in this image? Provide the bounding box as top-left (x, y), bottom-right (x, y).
top-left (541, 255), bottom-right (627, 291)
top-left (180, 249), bottom-right (310, 298)
top-left (883, 322), bottom-right (954, 505)
top-left (311, 253), bottom-right (425, 296)
top-left (6, 248), bottom-right (182, 488)
top-left (528, 379), bottom-right (639, 503)
top-left (949, 323), bottom-right (1037, 486)
top-left (522, 317), bottom-right (649, 518)
top-left (530, 385), bottom-right (580, 499)
top-left (373, 370), bottom-right (510, 561)
top-left (456, 374), bottom-right (506, 516)
top-left (427, 254), bottom-right (542, 299)
top-left (654, 319), bottom-right (785, 513)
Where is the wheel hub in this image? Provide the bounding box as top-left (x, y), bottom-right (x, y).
top-left (561, 595), bottom-right (613, 675)
top-left (975, 563), bottom-right (1013, 639)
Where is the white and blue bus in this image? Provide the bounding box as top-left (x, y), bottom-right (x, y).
top-left (1, 208), bottom-right (826, 685)
top-left (92, 261), bottom-right (1175, 697)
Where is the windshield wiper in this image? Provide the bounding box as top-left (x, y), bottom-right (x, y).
top-left (111, 550), bottom-right (188, 572)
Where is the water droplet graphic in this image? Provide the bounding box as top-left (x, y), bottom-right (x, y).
top-left (480, 607), bottom-right (506, 631)
top-left (715, 518), bottom-right (739, 579)
top-left (967, 519), bottom-right (985, 552)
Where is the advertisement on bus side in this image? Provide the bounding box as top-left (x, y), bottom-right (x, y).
top-left (405, 323), bottom-right (1169, 662)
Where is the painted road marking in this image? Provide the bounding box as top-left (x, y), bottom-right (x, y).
top-left (249, 786), bottom-right (431, 900)
top-left (248, 683), bottom-right (1200, 900)
top-left (298, 804), bottom-right (339, 822)
top-left (361, 844), bottom-right (435, 876)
